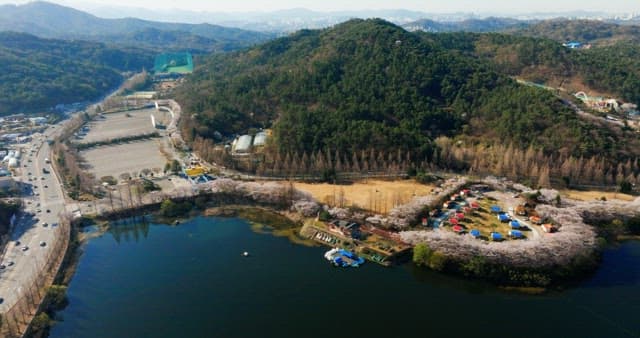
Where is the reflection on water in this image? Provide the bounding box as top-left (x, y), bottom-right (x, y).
top-left (107, 217), bottom-right (150, 243)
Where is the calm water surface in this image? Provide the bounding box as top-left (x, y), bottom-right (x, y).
top-left (50, 217), bottom-right (640, 338)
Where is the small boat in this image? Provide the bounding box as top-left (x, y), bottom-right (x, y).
top-left (242, 251), bottom-right (249, 257)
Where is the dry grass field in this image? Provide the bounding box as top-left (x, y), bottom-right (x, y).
top-left (81, 140), bottom-right (167, 179)
top-left (294, 180), bottom-right (436, 214)
top-left (79, 108), bottom-right (170, 144)
top-left (560, 190), bottom-right (636, 202)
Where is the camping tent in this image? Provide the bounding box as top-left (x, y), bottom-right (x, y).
top-left (509, 230), bottom-right (523, 238)
top-left (510, 220), bottom-right (520, 229)
top-left (470, 229), bottom-right (481, 238)
top-left (490, 205), bottom-right (501, 213)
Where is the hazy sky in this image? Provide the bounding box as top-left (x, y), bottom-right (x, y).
top-left (2, 0), bottom-right (640, 13)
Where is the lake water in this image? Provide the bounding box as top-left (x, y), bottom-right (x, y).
top-left (50, 216), bottom-right (640, 338)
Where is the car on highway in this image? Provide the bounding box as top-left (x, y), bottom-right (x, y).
top-left (39, 241), bottom-right (46, 247)
top-left (7, 261), bottom-right (14, 267)
top-left (36, 209), bottom-right (42, 213)
top-left (41, 177), bottom-right (45, 180)
top-left (44, 185), bottom-right (48, 188)
top-left (15, 240), bottom-right (21, 246)
top-left (21, 246), bottom-right (29, 251)
top-left (46, 209), bottom-right (51, 213)
top-left (42, 222), bottom-right (48, 227)
top-left (0, 264), bottom-right (5, 269)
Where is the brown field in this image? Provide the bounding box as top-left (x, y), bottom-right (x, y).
top-left (560, 190), bottom-right (636, 202)
top-left (294, 180), bottom-right (436, 214)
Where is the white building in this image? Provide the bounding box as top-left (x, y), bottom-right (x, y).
top-left (253, 131), bottom-right (268, 147)
top-left (233, 135), bottom-right (253, 154)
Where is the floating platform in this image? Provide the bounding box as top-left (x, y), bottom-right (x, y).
top-left (324, 248), bottom-right (365, 267)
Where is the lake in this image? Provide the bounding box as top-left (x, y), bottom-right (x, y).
top-left (50, 216), bottom-right (640, 338)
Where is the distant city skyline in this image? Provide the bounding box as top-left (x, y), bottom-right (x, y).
top-left (1, 0), bottom-right (640, 14)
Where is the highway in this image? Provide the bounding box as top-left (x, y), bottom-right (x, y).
top-left (0, 124), bottom-right (66, 312)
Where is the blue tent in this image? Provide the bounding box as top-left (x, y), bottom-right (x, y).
top-left (491, 232), bottom-right (503, 241)
top-left (498, 214), bottom-right (510, 222)
top-left (470, 229), bottom-right (481, 238)
top-left (509, 230), bottom-right (523, 238)
top-left (490, 205), bottom-right (501, 213)
top-left (510, 220), bottom-right (520, 229)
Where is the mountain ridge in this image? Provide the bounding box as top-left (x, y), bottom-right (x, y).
top-left (0, 1), bottom-right (273, 51)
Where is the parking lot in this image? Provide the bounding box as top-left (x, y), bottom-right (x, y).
top-left (81, 140), bottom-right (168, 179)
top-left (78, 108), bottom-right (170, 144)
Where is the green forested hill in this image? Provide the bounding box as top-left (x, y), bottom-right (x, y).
top-left (0, 32), bottom-right (153, 114)
top-left (177, 19), bottom-right (640, 185)
top-left (179, 20), bottom-right (633, 155)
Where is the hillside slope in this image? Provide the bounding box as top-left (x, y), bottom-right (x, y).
top-left (421, 32), bottom-right (640, 106)
top-left (178, 19), bottom-right (639, 166)
top-left (0, 32), bottom-right (153, 115)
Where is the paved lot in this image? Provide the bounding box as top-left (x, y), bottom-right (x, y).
top-left (79, 109), bottom-right (169, 144)
top-left (81, 140), bottom-right (168, 179)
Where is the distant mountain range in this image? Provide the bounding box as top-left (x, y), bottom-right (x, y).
top-left (0, 1), bottom-right (273, 52)
top-left (403, 17), bottom-right (532, 33)
top-left (66, 2), bottom-right (640, 32)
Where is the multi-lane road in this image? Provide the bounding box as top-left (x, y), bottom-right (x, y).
top-left (0, 124), bottom-right (66, 312)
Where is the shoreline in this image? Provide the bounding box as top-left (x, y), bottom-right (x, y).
top-left (32, 207), bottom-right (640, 336)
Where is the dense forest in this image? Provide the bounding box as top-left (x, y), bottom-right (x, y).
top-left (177, 19), bottom-right (640, 186)
top-left (0, 32), bottom-right (153, 115)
